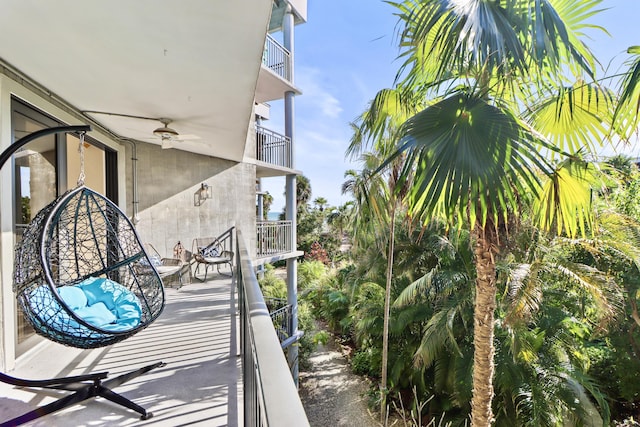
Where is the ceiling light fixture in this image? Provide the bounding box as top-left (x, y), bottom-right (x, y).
top-left (152, 118), bottom-right (179, 139)
top-left (153, 119), bottom-right (179, 149)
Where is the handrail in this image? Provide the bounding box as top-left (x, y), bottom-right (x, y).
top-left (237, 230), bottom-right (309, 426)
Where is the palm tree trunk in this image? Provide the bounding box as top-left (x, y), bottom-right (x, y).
top-left (380, 205), bottom-right (396, 425)
top-left (470, 226), bottom-right (497, 427)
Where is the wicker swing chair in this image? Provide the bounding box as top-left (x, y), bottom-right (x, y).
top-left (14, 184), bottom-right (165, 348)
top-left (0, 125), bottom-right (166, 425)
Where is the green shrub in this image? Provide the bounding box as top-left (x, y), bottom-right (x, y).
top-left (298, 260), bottom-right (329, 290)
top-left (312, 330), bottom-right (330, 346)
top-left (352, 350), bottom-right (372, 375)
top-left (258, 264), bottom-right (286, 299)
top-left (297, 301), bottom-right (317, 370)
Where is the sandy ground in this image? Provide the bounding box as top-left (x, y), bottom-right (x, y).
top-left (299, 334), bottom-right (380, 427)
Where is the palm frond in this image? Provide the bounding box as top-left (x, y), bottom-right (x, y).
top-left (526, 81), bottom-right (614, 154)
top-left (390, 0), bottom-right (603, 91)
top-left (533, 158), bottom-right (597, 238)
top-left (550, 261), bottom-right (621, 324)
top-left (527, 0), bottom-right (602, 78)
top-left (395, 267), bottom-right (468, 308)
top-left (348, 87), bottom-right (424, 160)
top-left (414, 310), bottom-right (452, 368)
top-left (387, 91), bottom-right (552, 230)
top-left (597, 210), bottom-right (640, 268)
top-left (503, 263), bottom-right (544, 328)
top-left (613, 46), bottom-right (640, 140)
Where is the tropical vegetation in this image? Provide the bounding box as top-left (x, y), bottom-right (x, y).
top-left (260, 1), bottom-right (640, 425)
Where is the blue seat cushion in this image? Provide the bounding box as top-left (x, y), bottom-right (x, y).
top-left (29, 278), bottom-right (143, 334)
top-left (74, 302), bottom-right (117, 327)
top-left (76, 277), bottom-right (143, 331)
top-left (58, 286), bottom-right (87, 310)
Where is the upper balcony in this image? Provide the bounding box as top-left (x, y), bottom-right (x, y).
top-left (256, 220), bottom-right (303, 264)
top-left (0, 3), bottom-right (276, 163)
top-left (255, 34), bottom-right (301, 104)
top-left (256, 125), bottom-right (296, 177)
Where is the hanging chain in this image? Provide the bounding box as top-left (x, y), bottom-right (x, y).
top-left (77, 131), bottom-right (86, 187)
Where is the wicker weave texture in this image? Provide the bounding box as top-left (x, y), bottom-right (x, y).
top-left (13, 186), bottom-right (165, 349)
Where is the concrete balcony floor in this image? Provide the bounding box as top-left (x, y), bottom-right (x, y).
top-left (0, 275), bottom-right (241, 426)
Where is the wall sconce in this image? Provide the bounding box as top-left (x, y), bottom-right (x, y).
top-left (194, 183), bottom-right (212, 206)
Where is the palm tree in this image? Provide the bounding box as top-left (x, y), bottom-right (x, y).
top-left (312, 197), bottom-right (328, 212)
top-left (342, 152), bottom-right (402, 423)
top-left (347, 87), bottom-right (424, 422)
top-left (379, 1), bottom-right (612, 425)
top-left (327, 202), bottom-right (353, 238)
top-left (262, 191), bottom-right (273, 220)
top-left (393, 219), bottom-right (618, 424)
top-left (296, 174), bottom-right (312, 208)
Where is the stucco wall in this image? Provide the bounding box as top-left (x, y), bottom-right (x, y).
top-left (126, 142), bottom-right (256, 258)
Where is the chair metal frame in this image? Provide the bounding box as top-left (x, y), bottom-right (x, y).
top-left (191, 227), bottom-right (235, 282)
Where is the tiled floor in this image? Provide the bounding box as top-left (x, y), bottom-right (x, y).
top-left (0, 275), bottom-right (241, 426)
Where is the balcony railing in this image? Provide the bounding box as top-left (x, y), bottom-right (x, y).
top-left (237, 230), bottom-right (309, 426)
top-left (256, 220), bottom-right (292, 258)
top-left (263, 34), bottom-right (292, 82)
top-left (266, 299), bottom-right (293, 344)
top-left (256, 126), bottom-right (292, 169)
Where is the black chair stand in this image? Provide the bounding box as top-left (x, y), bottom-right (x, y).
top-left (0, 362), bottom-right (165, 426)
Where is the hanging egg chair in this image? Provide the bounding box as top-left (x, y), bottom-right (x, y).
top-left (13, 185), bottom-right (165, 349)
top-left (0, 125), bottom-right (165, 424)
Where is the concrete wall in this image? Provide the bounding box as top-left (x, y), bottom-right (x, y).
top-left (127, 142), bottom-right (256, 258)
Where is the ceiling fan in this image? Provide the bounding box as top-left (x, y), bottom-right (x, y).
top-left (152, 119), bottom-right (180, 149)
top-left (82, 111), bottom-right (201, 149)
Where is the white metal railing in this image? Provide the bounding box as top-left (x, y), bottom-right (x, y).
top-left (256, 221), bottom-right (292, 258)
top-left (263, 34), bottom-right (292, 82)
top-left (256, 126), bottom-right (292, 169)
top-left (237, 230), bottom-right (309, 426)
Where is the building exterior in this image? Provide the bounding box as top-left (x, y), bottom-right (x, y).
top-left (0, 0), bottom-right (306, 379)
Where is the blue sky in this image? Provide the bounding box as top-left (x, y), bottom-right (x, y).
top-left (262, 0), bottom-right (640, 213)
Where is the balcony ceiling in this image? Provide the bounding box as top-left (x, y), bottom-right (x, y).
top-left (0, 0), bottom-right (272, 162)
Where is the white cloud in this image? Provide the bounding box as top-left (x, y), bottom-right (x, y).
top-left (296, 66), bottom-right (343, 119)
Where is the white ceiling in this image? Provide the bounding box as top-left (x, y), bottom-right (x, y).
top-left (0, 0), bottom-right (273, 161)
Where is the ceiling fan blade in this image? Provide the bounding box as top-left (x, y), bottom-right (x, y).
top-left (174, 134), bottom-right (201, 141)
top-left (161, 137), bottom-right (174, 149)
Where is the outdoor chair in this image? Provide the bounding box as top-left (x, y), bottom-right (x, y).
top-left (144, 243), bottom-right (192, 289)
top-left (192, 236), bottom-right (234, 281)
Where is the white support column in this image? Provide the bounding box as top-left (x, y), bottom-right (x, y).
top-left (285, 173), bottom-right (298, 383)
top-left (283, 3), bottom-right (299, 386)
